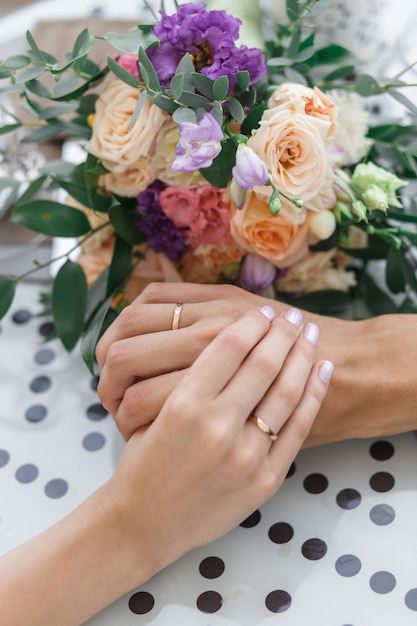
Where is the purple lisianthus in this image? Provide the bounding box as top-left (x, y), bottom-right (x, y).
top-left (134, 180), bottom-right (186, 261)
top-left (171, 112), bottom-right (223, 172)
top-left (146, 3), bottom-right (266, 91)
top-left (232, 144), bottom-right (270, 191)
top-left (240, 253), bottom-right (277, 293)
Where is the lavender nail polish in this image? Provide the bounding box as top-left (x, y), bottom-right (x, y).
top-left (304, 322), bottom-right (319, 346)
top-left (258, 305), bottom-right (275, 322)
top-left (318, 360), bottom-right (334, 384)
top-left (284, 307), bottom-right (303, 327)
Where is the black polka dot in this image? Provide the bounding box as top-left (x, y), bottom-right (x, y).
top-left (196, 590), bottom-right (222, 613)
top-left (369, 571), bottom-right (396, 594)
top-left (301, 538), bottom-right (327, 561)
top-left (303, 473), bottom-right (328, 494)
top-left (369, 503), bottom-right (395, 526)
top-left (86, 403), bottom-right (108, 421)
top-left (370, 472), bottom-right (395, 493)
top-left (30, 376), bottom-right (52, 393)
top-left (34, 348), bottom-right (56, 365)
top-left (369, 440), bottom-right (394, 461)
top-left (286, 462), bottom-right (296, 478)
top-left (336, 488), bottom-right (361, 510)
top-left (25, 405), bottom-right (47, 423)
top-left (82, 432), bottom-right (106, 451)
top-left (0, 449), bottom-right (10, 467)
top-left (15, 464), bottom-right (39, 483)
top-left (199, 556), bottom-right (225, 579)
top-left (38, 321), bottom-right (55, 338)
top-left (128, 591), bottom-right (155, 615)
top-left (405, 588), bottom-right (417, 611)
top-left (265, 590), bottom-right (292, 613)
top-left (335, 554), bottom-right (362, 577)
top-left (268, 522), bottom-right (294, 544)
top-left (12, 309), bottom-right (31, 324)
top-left (90, 376), bottom-right (100, 391)
top-left (240, 509), bottom-right (261, 528)
top-left (44, 478), bottom-right (68, 499)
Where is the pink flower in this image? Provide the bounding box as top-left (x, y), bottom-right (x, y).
top-left (118, 54), bottom-right (139, 77)
top-left (160, 184), bottom-right (233, 248)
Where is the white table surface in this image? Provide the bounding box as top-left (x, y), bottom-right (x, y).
top-left (1, 281), bottom-right (417, 625)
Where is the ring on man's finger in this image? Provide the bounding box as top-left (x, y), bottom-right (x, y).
top-left (248, 414), bottom-right (278, 441)
top-left (171, 302), bottom-right (183, 330)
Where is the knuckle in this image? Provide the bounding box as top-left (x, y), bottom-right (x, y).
top-left (139, 282), bottom-right (162, 303)
top-left (280, 380), bottom-right (304, 411)
top-left (251, 350), bottom-right (277, 378)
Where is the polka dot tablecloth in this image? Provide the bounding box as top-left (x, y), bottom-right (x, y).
top-left (1, 283), bottom-right (417, 626)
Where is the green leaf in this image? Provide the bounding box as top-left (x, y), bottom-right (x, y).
top-left (53, 75), bottom-right (82, 99)
top-left (102, 31), bottom-right (145, 54)
top-left (0, 278), bottom-right (17, 319)
top-left (287, 26), bottom-right (301, 59)
top-left (52, 260), bottom-right (88, 351)
top-left (106, 235), bottom-right (132, 297)
top-left (11, 200), bottom-right (91, 237)
top-left (109, 204), bottom-right (146, 244)
top-left (323, 64), bottom-right (355, 82)
top-left (175, 54), bottom-right (195, 91)
top-left (385, 246), bottom-right (406, 293)
top-left (20, 125), bottom-right (61, 144)
top-left (39, 102), bottom-right (79, 120)
top-left (81, 293), bottom-right (114, 374)
top-left (178, 90), bottom-right (212, 108)
top-left (16, 174), bottom-right (48, 205)
top-left (25, 31), bottom-right (44, 63)
top-left (387, 88), bottom-right (417, 116)
top-left (172, 107), bottom-right (197, 124)
top-left (0, 123), bottom-right (21, 136)
top-left (308, 0), bottom-right (334, 16)
top-left (355, 74), bottom-right (384, 97)
top-left (289, 289), bottom-right (351, 316)
top-left (315, 44), bottom-right (352, 66)
top-left (359, 272), bottom-right (399, 315)
top-left (107, 56), bottom-right (140, 88)
top-left (85, 268), bottom-right (109, 322)
top-left (170, 72), bottom-right (184, 100)
top-left (191, 72), bottom-right (214, 99)
top-left (16, 65), bottom-right (45, 83)
top-left (210, 100), bottom-right (224, 126)
top-left (151, 92), bottom-right (178, 114)
top-left (0, 54), bottom-right (31, 70)
top-left (267, 56), bottom-right (294, 67)
top-left (236, 70), bottom-right (250, 92)
top-left (284, 67), bottom-right (308, 85)
top-left (0, 177), bottom-right (20, 218)
top-left (24, 78), bottom-right (52, 98)
top-left (200, 139), bottom-right (237, 188)
top-left (213, 75), bottom-right (229, 101)
top-left (139, 46), bottom-right (161, 92)
top-left (227, 98), bottom-right (244, 122)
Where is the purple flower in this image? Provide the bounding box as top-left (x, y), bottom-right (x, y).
top-left (147, 3), bottom-right (266, 91)
top-left (232, 144), bottom-right (269, 191)
top-left (240, 253), bottom-right (277, 292)
top-left (134, 180), bottom-right (186, 261)
top-left (171, 112), bottom-right (223, 172)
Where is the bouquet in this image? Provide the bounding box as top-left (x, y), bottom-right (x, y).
top-left (0, 0), bottom-right (417, 372)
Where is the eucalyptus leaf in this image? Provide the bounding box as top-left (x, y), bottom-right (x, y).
top-left (20, 125), bottom-right (61, 144)
top-left (0, 54), bottom-right (31, 70)
top-left (175, 54), bottom-right (195, 91)
top-left (210, 100), bottom-right (224, 126)
top-left (24, 79), bottom-right (52, 98)
top-left (178, 90), bottom-right (212, 108)
top-left (0, 178), bottom-right (20, 218)
top-left (0, 123), bottom-right (21, 135)
top-left (139, 47), bottom-right (161, 92)
top-left (267, 57), bottom-right (294, 67)
top-left (308, 0), bottom-right (334, 16)
top-left (355, 74), bottom-right (384, 97)
top-left (52, 260), bottom-right (88, 351)
top-left (387, 88), bottom-right (417, 116)
top-left (172, 107), bottom-right (197, 124)
top-left (16, 175), bottom-right (48, 205)
top-left (191, 72), bottom-right (214, 99)
top-left (39, 102), bottom-right (79, 120)
top-left (213, 75), bottom-right (229, 102)
top-left (53, 74), bottom-right (83, 99)
top-left (170, 72), bottom-right (184, 101)
top-left (0, 278), bottom-right (17, 319)
top-left (26, 31), bottom-right (44, 63)
top-left (16, 65), bottom-right (45, 83)
top-left (150, 92), bottom-right (178, 114)
top-left (284, 67), bottom-right (308, 85)
top-left (102, 31), bottom-right (145, 54)
top-left (227, 98), bottom-right (244, 122)
top-left (11, 200), bottom-right (91, 237)
top-left (236, 70), bottom-right (250, 92)
top-left (107, 56), bottom-right (140, 88)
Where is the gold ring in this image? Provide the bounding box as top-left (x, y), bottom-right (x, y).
top-left (248, 414), bottom-right (278, 441)
top-left (171, 302), bottom-right (183, 330)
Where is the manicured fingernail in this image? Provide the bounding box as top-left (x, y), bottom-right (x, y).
top-left (284, 307), bottom-right (303, 327)
top-left (318, 360), bottom-right (334, 384)
top-left (304, 322), bottom-right (319, 346)
top-left (258, 305), bottom-right (275, 322)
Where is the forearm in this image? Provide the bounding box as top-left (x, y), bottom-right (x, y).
top-left (0, 487), bottom-right (148, 626)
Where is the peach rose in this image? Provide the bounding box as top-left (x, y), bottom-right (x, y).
top-left (248, 103), bottom-right (329, 202)
top-left (100, 157), bottom-right (157, 197)
top-left (268, 83), bottom-right (338, 137)
top-left (86, 80), bottom-right (170, 173)
top-left (275, 249), bottom-right (356, 294)
top-left (230, 191), bottom-right (310, 268)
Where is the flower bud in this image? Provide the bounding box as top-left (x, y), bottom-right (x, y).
top-left (361, 184), bottom-right (389, 212)
top-left (352, 200), bottom-right (368, 222)
top-left (309, 210), bottom-right (337, 240)
top-left (232, 143), bottom-right (269, 191)
top-left (240, 253), bottom-right (277, 292)
top-left (229, 178), bottom-right (248, 210)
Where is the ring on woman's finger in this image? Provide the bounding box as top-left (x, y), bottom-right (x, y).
top-left (171, 302), bottom-right (183, 330)
top-left (248, 414), bottom-right (278, 441)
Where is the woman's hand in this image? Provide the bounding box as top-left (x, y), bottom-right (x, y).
top-left (96, 282), bottom-right (417, 446)
top-left (100, 305), bottom-right (332, 579)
